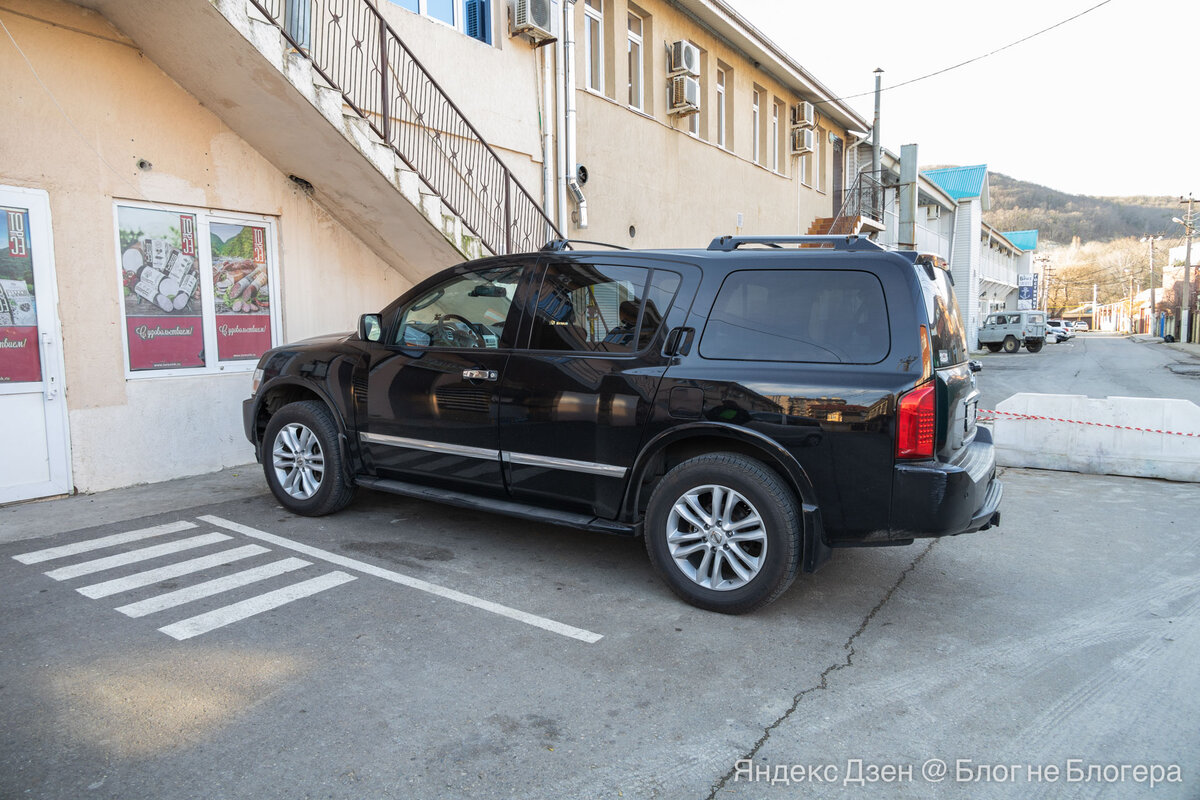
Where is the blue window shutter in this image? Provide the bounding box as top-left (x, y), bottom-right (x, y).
top-left (466, 0), bottom-right (490, 44)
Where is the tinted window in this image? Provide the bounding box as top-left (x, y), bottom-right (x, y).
top-left (528, 263), bottom-right (679, 353)
top-left (920, 267), bottom-right (968, 367)
top-left (394, 265), bottom-right (522, 349)
top-left (700, 269), bottom-right (889, 363)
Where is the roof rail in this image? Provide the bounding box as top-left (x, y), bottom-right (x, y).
top-left (707, 235), bottom-right (884, 252)
top-left (541, 238), bottom-right (629, 252)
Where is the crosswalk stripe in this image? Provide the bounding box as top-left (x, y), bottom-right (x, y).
top-left (157, 571), bottom-right (356, 640)
top-left (13, 521), bottom-right (199, 564)
top-left (114, 557), bottom-right (312, 618)
top-left (43, 533), bottom-right (231, 581)
top-left (75, 544), bottom-right (271, 599)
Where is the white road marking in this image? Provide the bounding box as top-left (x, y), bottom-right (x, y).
top-left (198, 514), bottom-right (605, 644)
top-left (76, 544), bottom-right (270, 599)
top-left (13, 521), bottom-right (198, 564)
top-left (43, 533), bottom-right (231, 581)
top-left (115, 557), bottom-right (312, 618)
top-left (157, 571), bottom-right (356, 641)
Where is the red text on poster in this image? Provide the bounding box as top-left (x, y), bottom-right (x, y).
top-left (0, 326), bottom-right (40, 382)
top-left (126, 315), bottom-right (205, 370)
top-left (216, 315), bottom-right (272, 361)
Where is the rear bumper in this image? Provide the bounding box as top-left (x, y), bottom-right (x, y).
top-left (888, 426), bottom-right (1002, 538)
top-left (242, 397), bottom-right (261, 461)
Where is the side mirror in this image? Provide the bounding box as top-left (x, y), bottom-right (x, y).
top-left (359, 313), bottom-right (382, 343)
top-left (969, 360), bottom-right (983, 373)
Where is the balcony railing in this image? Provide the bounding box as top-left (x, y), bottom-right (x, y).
top-left (251, 0), bottom-right (561, 255)
top-left (831, 170), bottom-right (885, 232)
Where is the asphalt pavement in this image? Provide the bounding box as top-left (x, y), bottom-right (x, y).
top-left (1, 334), bottom-right (1197, 800)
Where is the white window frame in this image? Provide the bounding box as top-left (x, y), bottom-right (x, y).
top-left (627, 11), bottom-right (643, 111)
top-left (770, 103), bottom-right (779, 172)
top-left (113, 200), bottom-right (281, 380)
top-left (584, 0), bottom-right (604, 94)
top-left (716, 68), bottom-right (726, 149)
top-left (392, 0), bottom-right (460, 30)
top-left (752, 90), bottom-right (761, 164)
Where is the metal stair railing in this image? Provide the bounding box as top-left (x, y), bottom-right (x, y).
top-left (824, 170), bottom-right (885, 234)
top-left (251, 0), bottom-right (562, 255)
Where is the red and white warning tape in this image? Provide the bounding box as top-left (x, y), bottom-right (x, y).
top-left (978, 409), bottom-right (1200, 438)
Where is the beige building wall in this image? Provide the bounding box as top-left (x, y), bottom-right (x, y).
top-left (0, 0), bottom-right (410, 492)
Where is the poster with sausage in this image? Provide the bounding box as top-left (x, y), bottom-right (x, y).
top-left (0, 206), bottom-right (40, 383)
top-left (211, 222), bottom-right (272, 361)
top-left (117, 206), bottom-right (205, 371)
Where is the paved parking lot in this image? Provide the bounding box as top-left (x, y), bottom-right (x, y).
top-left (2, 464), bottom-right (1197, 799)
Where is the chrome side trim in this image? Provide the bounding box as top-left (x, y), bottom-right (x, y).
top-left (503, 451), bottom-right (627, 478)
top-left (359, 432), bottom-right (499, 461)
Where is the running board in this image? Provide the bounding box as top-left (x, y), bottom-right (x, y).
top-left (355, 477), bottom-right (640, 537)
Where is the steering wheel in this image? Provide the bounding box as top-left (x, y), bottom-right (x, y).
top-left (436, 313), bottom-right (486, 348)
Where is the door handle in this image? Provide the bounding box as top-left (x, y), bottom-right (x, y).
top-left (40, 333), bottom-right (59, 400)
top-left (462, 369), bottom-right (498, 381)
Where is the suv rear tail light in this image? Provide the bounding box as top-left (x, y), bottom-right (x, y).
top-left (896, 382), bottom-right (936, 459)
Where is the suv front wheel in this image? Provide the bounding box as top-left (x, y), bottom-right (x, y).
top-left (262, 400), bottom-right (356, 516)
top-left (644, 453), bottom-right (801, 613)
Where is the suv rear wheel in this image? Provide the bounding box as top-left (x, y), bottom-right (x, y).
top-left (644, 453), bottom-right (801, 613)
top-left (262, 400), bottom-right (355, 516)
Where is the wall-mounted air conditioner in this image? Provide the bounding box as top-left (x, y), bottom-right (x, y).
top-left (926, 205), bottom-right (942, 220)
top-left (669, 75), bottom-right (700, 115)
top-left (669, 40), bottom-right (700, 77)
top-left (512, 0), bottom-right (554, 42)
top-left (791, 101), bottom-right (815, 128)
top-left (790, 127), bottom-right (814, 154)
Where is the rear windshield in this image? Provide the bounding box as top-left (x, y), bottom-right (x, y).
top-left (920, 266), bottom-right (968, 367)
top-left (700, 269), bottom-right (890, 364)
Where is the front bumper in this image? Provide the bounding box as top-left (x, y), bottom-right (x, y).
top-left (888, 426), bottom-right (1002, 538)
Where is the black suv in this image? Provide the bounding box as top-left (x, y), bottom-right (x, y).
top-left (243, 235), bottom-right (1001, 613)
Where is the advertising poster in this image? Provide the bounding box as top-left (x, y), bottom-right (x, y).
top-left (1017, 273), bottom-right (1037, 311)
top-left (211, 222), bottom-right (272, 361)
top-left (0, 206), bottom-right (41, 383)
top-left (118, 206), bottom-right (205, 371)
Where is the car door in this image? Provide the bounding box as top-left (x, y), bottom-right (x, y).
top-left (360, 260), bottom-right (536, 496)
top-left (498, 257), bottom-right (694, 519)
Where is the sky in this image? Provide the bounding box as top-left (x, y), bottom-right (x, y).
top-left (728, 0), bottom-right (1199, 199)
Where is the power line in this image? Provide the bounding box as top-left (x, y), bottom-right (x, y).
top-left (815, 0), bottom-right (1115, 106)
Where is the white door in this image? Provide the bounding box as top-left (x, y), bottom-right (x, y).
top-left (0, 186), bottom-right (71, 504)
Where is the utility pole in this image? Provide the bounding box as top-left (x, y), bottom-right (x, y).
top-left (1142, 234), bottom-right (1163, 337)
top-left (871, 69), bottom-right (883, 180)
top-left (1183, 194), bottom-right (1194, 343)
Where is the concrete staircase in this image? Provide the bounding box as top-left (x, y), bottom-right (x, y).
top-left (807, 215), bottom-right (865, 235)
top-left (76, 0), bottom-right (490, 284)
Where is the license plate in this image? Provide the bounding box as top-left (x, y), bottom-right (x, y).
top-left (965, 400), bottom-right (978, 431)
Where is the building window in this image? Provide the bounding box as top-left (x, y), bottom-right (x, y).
top-left (815, 126), bottom-right (825, 191)
top-left (115, 202), bottom-right (279, 377)
top-left (627, 11), bottom-right (643, 110)
top-left (715, 67), bottom-right (727, 148)
top-left (389, 0), bottom-right (491, 43)
top-left (584, 0), bottom-right (603, 93)
top-left (752, 90), bottom-right (761, 164)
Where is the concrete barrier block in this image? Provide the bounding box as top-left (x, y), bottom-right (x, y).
top-left (994, 393), bottom-right (1200, 482)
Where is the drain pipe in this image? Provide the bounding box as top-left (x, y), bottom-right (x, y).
top-left (540, 45), bottom-right (557, 238)
top-left (563, 0), bottom-right (588, 228)
top-left (553, 10), bottom-right (569, 235)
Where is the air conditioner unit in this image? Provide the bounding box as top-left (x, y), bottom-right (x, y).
top-left (669, 75), bottom-right (700, 115)
top-left (791, 101), bottom-right (815, 128)
top-left (926, 205), bottom-right (942, 221)
top-left (790, 127), bottom-right (814, 155)
top-left (669, 40), bottom-right (700, 77)
top-left (512, 0), bottom-right (554, 42)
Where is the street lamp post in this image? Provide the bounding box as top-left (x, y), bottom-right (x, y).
top-left (1174, 193), bottom-right (1195, 343)
top-left (1142, 234), bottom-right (1163, 337)
top-left (1124, 268), bottom-right (1133, 333)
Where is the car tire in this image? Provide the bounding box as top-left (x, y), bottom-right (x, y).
top-left (1025, 340), bottom-right (1043, 353)
top-left (262, 400), bottom-right (355, 517)
top-left (1002, 335), bottom-right (1020, 353)
top-left (986, 343), bottom-right (1002, 353)
top-left (644, 453), bottom-right (801, 614)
